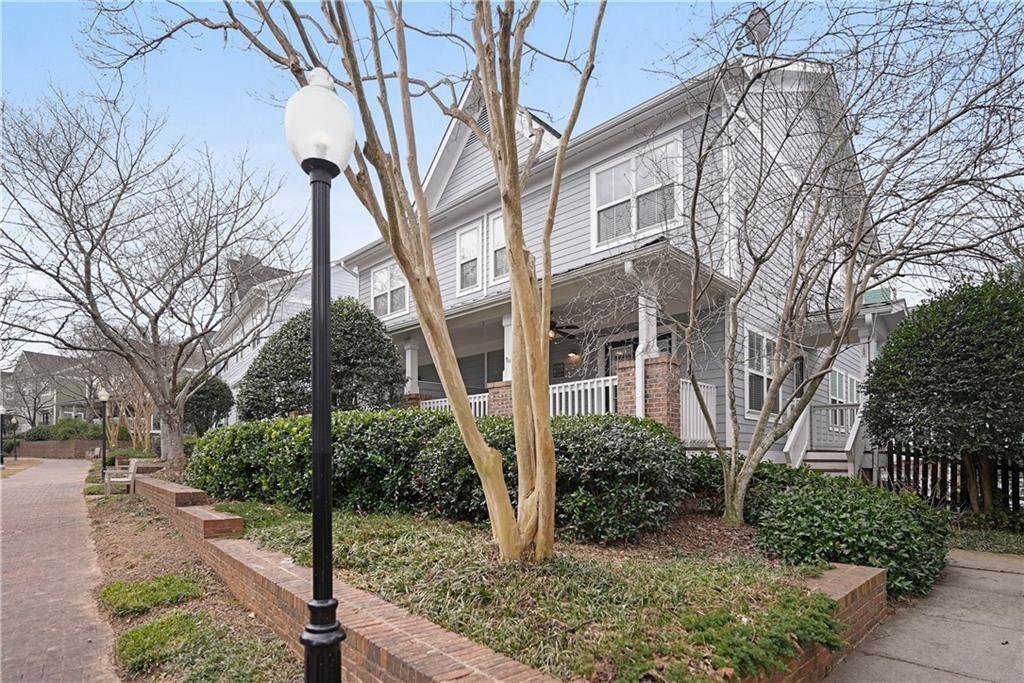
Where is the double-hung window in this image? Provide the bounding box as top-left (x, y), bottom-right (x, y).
top-left (457, 222), bottom-right (482, 294)
top-left (593, 141), bottom-right (678, 248)
top-left (746, 329), bottom-right (778, 414)
top-left (828, 369), bottom-right (859, 427)
top-left (489, 214), bottom-right (508, 282)
top-left (371, 262), bottom-right (408, 317)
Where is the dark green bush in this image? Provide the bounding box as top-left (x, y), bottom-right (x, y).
top-left (689, 453), bottom-right (821, 524)
top-left (21, 423), bottom-right (54, 441)
top-left (414, 414), bottom-right (692, 543)
top-left (189, 410), bottom-right (691, 544)
top-left (756, 477), bottom-right (950, 595)
top-left (53, 418), bottom-right (103, 440)
top-left (185, 409), bottom-right (455, 512)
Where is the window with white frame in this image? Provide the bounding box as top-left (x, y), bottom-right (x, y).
top-left (371, 262), bottom-right (408, 317)
top-left (457, 222), bottom-right (482, 293)
top-left (593, 141), bottom-right (677, 247)
top-left (489, 214), bottom-right (508, 281)
top-left (746, 329), bottom-right (779, 414)
top-left (828, 368), bottom-right (860, 426)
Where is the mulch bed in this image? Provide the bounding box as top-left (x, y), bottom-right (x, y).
top-left (87, 495), bottom-right (301, 681)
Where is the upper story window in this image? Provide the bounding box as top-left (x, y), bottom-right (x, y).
top-left (592, 141), bottom-right (678, 249)
top-left (457, 222), bottom-right (482, 294)
top-left (746, 328), bottom-right (779, 414)
top-left (371, 262), bottom-right (408, 317)
top-left (829, 369), bottom-right (859, 404)
top-left (489, 214), bottom-right (508, 282)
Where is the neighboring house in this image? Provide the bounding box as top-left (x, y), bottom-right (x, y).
top-left (0, 350), bottom-right (94, 430)
top-left (215, 260), bottom-right (356, 422)
top-left (341, 62), bottom-right (907, 478)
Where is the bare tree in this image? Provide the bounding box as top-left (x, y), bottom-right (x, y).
top-left (89, 0), bottom-right (605, 560)
top-left (575, 2), bottom-right (1024, 524)
top-left (0, 93), bottom-right (301, 467)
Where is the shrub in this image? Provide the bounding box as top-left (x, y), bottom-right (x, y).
top-left (52, 417), bottom-right (103, 440)
top-left (183, 375), bottom-right (234, 436)
top-left (108, 447), bottom-right (154, 461)
top-left (21, 424), bottom-right (53, 441)
top-left (236, 297), bottom-right (405, 420)
top-left (689, 453), bottom-right (821, 524)
top-left (186, 409), bottom-right (455, 511)
top-left (414, 414), bottom-right (692, 543)
top-left (756, 476), bottom-right (950, 595)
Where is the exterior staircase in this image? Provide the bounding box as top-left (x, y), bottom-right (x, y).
top-left (802, 450), bottom-right (853, 477)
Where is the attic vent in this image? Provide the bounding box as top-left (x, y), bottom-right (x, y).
top-left (467, 109), bottom-right (491, 145)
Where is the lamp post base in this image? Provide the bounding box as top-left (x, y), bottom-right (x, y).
top-left (301, 598), bottom-right (345, 682)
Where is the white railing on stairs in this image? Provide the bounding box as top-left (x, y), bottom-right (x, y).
top-left (549, 376), bottom-right (618, 416)
top-left (783, 404), bottom-right (812, 468)
top-left (679, 380), bottom-right (717, 448)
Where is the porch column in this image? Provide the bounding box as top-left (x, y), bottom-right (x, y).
top-left (404, 339), bottom-right (419, 395)
top-left (634, 284), bottom-right (659, 418)
top-left (502, 313), bottom-right (513, 381)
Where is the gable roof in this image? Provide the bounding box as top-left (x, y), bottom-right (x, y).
top-left (422, 83), bottom-right (560, 212)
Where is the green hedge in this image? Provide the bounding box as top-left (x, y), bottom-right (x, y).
top-left (187, 410), bottom-right (691, 544)
top-left (20, 418), bottom-right (130, 442)
top-left (414, 414), bottom-right (692, 543)
top-left (186, 409), bottom-right (453, 512)
top-left (756, 477), bottom-right (950, 595)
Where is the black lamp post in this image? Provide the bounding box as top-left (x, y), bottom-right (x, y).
top-left (1, 404), bottom-right (6, 470)
top-left (98, 388), bottom-right (110, 475)
top-left (285, 66), bottom-right (356, 683)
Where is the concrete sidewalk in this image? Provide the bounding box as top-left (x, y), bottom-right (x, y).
top-left (829, 549), bottom-right (1024, 682)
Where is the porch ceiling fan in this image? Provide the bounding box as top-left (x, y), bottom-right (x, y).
top-left (548, 319), bottom-right (579, 340)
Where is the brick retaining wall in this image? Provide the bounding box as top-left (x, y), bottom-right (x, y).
top-left (11, 439), bottom-right (102, 459)
top-left (134, 476), bottom-right (887, 682)
top-left (134, 476), bottom-right (553, 682)
top-left (763, 564), bottom-right (888, 682)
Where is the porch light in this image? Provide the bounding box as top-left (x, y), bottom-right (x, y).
top-left (285, 65), bottom-right (356, 683)
top-left (566, 350), bottom-right (582, 365)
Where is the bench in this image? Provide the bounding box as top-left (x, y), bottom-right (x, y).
top-left (104, 459), bottom-right (138, 494)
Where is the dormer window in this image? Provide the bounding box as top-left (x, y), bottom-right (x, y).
top-left (592, 140), bottom-right (679, 250)
top-left (371, 262), bottom-right (408, 317)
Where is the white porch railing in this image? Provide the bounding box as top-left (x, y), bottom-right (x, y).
top-left (810, 403), bottom-right (859, 450)
top-left (679, 380), bottom-right (717, 447)
top-left (549, 376), bottom-right (618, 416)
top-left (421, 392), bottom-right (489, 418)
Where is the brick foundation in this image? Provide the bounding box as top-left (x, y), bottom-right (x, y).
top-left (615, 355), bottom-right (682, 437)
top-left (487, 381), bottom-right (513, 416)
top-left (134, 476), bottom-right (553, 682)
top-left (11, 439), bottom-right (102, 460)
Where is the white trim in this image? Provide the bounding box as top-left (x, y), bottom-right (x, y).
top-left (369, 260), bottom-right (409, 320)
top-left (455, 220), bottom-right (484, 296)
top-left (744, 325), bottom-right (779, 419)
top-left (589, 136), bottom-right (683, 254)
top-left (487, 211), bottom-right (509, 285)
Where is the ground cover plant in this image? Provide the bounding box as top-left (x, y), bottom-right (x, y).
top-left (952, 509), bottom-right (1024, 555)
top-left (217, 502), bottom-right (841, 681)
top-left (100, 574), bottom-right (205, 616)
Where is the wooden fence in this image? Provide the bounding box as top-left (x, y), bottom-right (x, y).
top-left (883, 443), bottom-right (1022, 511)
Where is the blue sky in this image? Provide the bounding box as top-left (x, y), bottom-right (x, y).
top-left (2, 1), bottom-right (724, 260)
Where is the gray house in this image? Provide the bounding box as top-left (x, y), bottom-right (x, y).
top-left (341, 60), bottom-right (906, 477)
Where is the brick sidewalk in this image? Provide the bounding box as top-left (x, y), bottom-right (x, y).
top-left (1, 459), bottom-right (119, 682)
